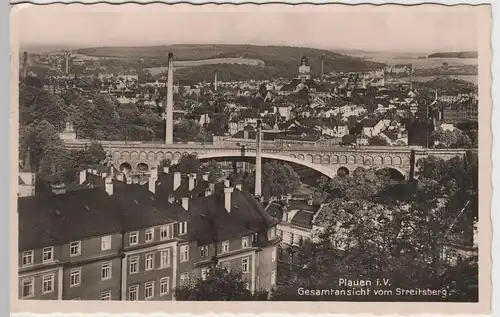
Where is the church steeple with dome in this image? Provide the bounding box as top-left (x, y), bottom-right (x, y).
top-left (297, 56), bottom-right (312, 81)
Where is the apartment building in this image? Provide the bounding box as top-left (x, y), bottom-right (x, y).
top-left (18, 167), bottom-right (280, 300)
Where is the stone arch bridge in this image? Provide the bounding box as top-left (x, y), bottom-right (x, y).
top-left (65, 140), bottom-right (472, 180)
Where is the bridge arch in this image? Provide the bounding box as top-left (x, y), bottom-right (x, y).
top-left (376, 166), bottom-right (406, 180)
top-left (120, 162), bottom-right (132, 173)
top-left (137, 162), bottom-right (149, 172)
top-left (337, 167), bottom-right (350, 177)
top-left (197, 152), bottom-right (335, 178)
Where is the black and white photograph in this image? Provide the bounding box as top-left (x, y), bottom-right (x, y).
top-left (12, 2), bottom-right (491, 311)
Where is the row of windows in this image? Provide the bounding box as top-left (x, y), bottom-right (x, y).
top-left (21, 223), bottom-right (183, 267)
top-left (21, 236), bottom-right (112, 267)
top-left (129, 249), bottom-right (171, 275)
top-left (128, 278), bottom-right (171, 301)
top-left (21, 273), bottom-right (54, 298)
top-left (219, 257), bottom-right (250, 273)
top-left (21, 227), bottom-right (260, 268)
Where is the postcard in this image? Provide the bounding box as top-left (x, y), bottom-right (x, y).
top-left (10, 2), bottom-right (492, 315)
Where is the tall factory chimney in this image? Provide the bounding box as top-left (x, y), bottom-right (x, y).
top-left (22, 52), bottom-right (28, 79)
top-left (65, 51), bottom-right (69, 74)
top-left (320, 53), bottom-right (324, 83)
top-left (214, 70), bottom-right (218, 91)
top-left (408, 64), bottom-right (413, 90)
top-left (254, 120), bottom-right (262, 197)
top-left (165, 53), bottom-right (174, 145)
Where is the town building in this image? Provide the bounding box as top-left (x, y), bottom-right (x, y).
top-left (18, 167), bottom-right (280, 300)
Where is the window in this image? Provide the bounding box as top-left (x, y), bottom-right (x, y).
top-left (272, 248), bottom-right (277, 262)
top-left (21, 278), bottom-right (34, 298)
top-left (245, 282), bottom-right (250, 290)
top-left (22, 250), bottom-right (34, 266)
top-left (101, 236), bottom-right (111, 251)
top-left (290, 233), bottom-right (294, 244)
top-left (252, 232), bottom-right (259, 243)
top-left (128, 285), bottom-right (138, 301)
top-left (201, 267), bottom-right (208, 280)
top-left (180, 272), bottom-right (189, 285)
top-left (271, 270), bottom-right (276, 286)
top-left (180, 245), bottom-right (189, 262)
top-left (145, 281), bottom-right (154, 300)
top-left (145, 253), bottom-right (155, 271)
top-left (101, 290), bottom-right (111, 300)
top-left (160, 249), bottom-right (170, 268)
top-left (101, 261), bottom-right (112, 280)
top-left (145, 228), bottom-right (154, 243)
top-left (70, 241), bottom-right (81, 257)
top-left (70, 268), bottom-right (81, 287)
top-left (242, 257), bottom-right (249, 273)
top-left (42, 274), bottom-right (54, 294)
top-left (269, 226), bottom-right (276, 238)
top-left (256, 252), bottom-right (260, 267)
top-left (200, 245), bottom-right (209, 258)
top-left (129, 256), bottom-right (139, 274)
top-left (241, 236), bottom-right (249, 248)
top-left (42, 247), bottom-right (53, 263)
top-left (222, 240), bottom-right (230, 253)
top-left (179, 221), bottom-right (188, 235)
top-left (160, 277), bottom-right (170, 296)
top-left (129, 232), bottom-right (138, 245)
top-left (160, 225), bottom-right (172, 240)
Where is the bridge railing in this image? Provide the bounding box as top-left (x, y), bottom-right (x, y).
top-left (63, 139), bottom-right (477, 154)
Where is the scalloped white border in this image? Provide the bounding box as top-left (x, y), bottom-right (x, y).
top-left (7, 0), bottom-right (497, 316)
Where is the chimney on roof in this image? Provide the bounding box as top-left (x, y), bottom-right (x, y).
top-left (205, 187), bottom-right (212, 196)
top-left (92, 168), bottom-right (98, 175)
top-left (173, 172), bottom-right (181, 191)
top-left (224, 187), bottom-right (234, 213)
top-left (79, 169), bottom-right (87, 185)
top-left (163, 166), bottom-right (170, 174)
top-left (202, 173), bottom-right (209, 181)
top-left (148, 177), bottom-right (156, 194)
top-left (150, 166), bottom-right (158, 180)
top-left (188, 173), bottom-right (197, 191)
top-left (105, 173), bottom-right (114, 195)
top-left (235, 184), bottom-right (242, 191)
top-left (101, 172), bottom-right (107, 179)
top-left (182, 197), bottom-right (189, 211)
top-left (307, 196), bottom-right (313, 206)
top-left (224, 179), bottom-right (230, 188)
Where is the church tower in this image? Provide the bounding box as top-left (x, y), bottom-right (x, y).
top-left (19, 149), bottom-right (35, 197)
top-left (297, 56), bottom-right (312, 81)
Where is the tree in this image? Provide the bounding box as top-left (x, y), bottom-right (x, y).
top-left (174, 267), bottom-right (267, 301)
top-left (159, 158), bottom-right (172, 170)
top-left (71, 142), bottom-right (107, 170)
top-left (275, 155), bottom-right (478, 302)
top-left (368, 135), bottom-right (390, 146)
top-left (174, 119), bottom-right (204, 142)
top-left (242, 162), bottom-right (300, 199)
top-left (340, 134), bottom-right (356, 145)
top-left (200, 160), bottom-right (224, 183)
top-left (172, 154), bottom-right (202, 174)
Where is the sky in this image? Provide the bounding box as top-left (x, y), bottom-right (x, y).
top-left (13, 3), bottom-right (481, 53)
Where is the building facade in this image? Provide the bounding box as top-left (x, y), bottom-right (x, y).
top-left (18, 168), bottom-right (280, 301)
